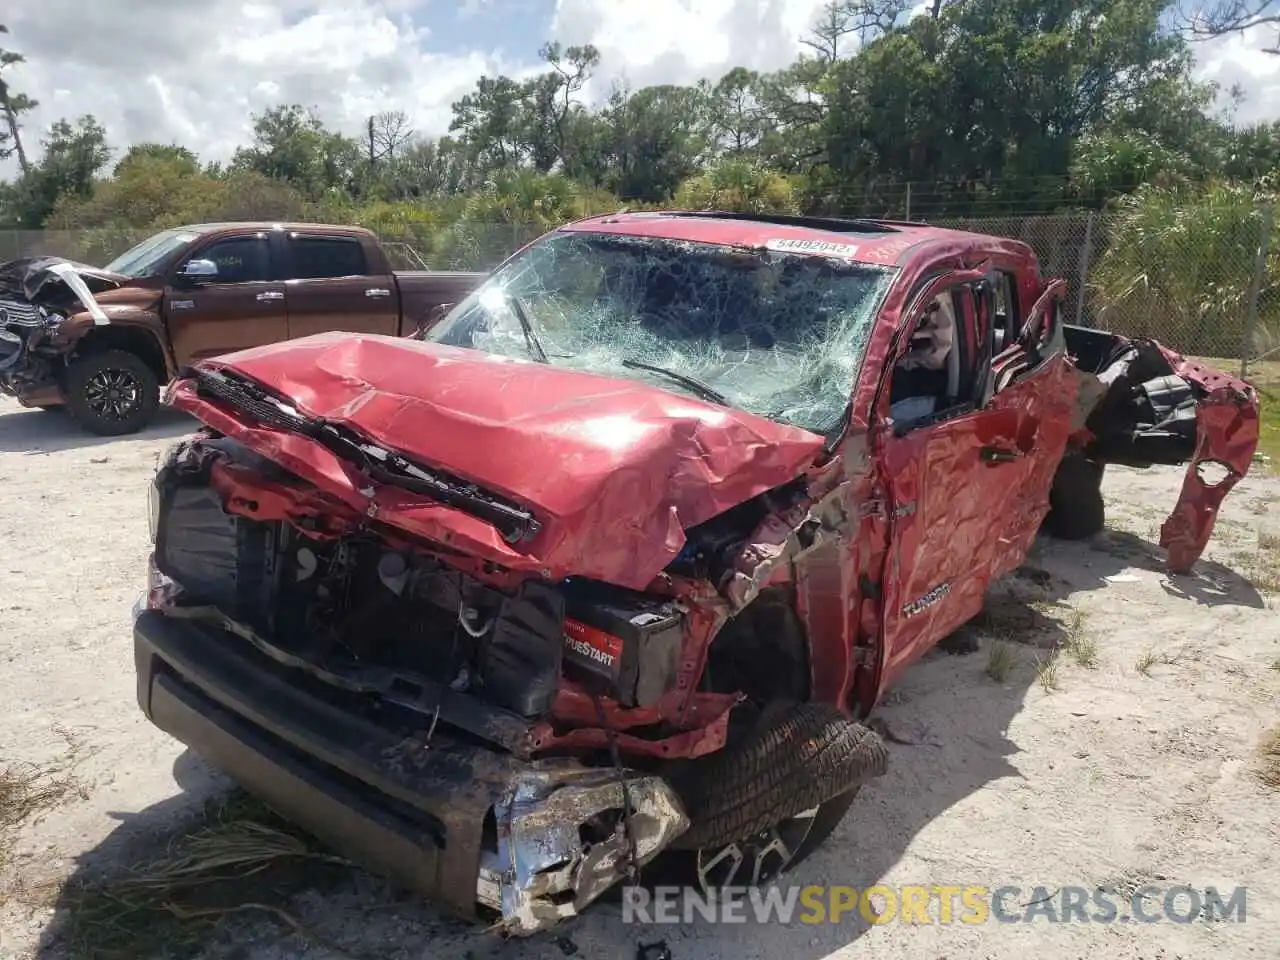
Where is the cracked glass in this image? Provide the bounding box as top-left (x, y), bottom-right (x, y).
top-left (426, 230), bottom-right (896, 434)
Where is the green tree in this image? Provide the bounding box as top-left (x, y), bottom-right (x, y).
top-left (8, 116), bottom-right (111, 227)
top-left (704, 68), bottom-right (766, 158)
top-left (114, 143), bottom-right (200, 176)
top-left (1089, 181), bottom-right (1279, 355)
top-left (1069, 131), bottom-right (1197, 204)
top-left (674, 159), bottom-right (800, 213)
top-left (521, 42), bottom-right (601, 173)
top-left (231, 104), bottom-right (362, 200)
top-left (50, 147), bottom-right (218, 228)
top-left (450, 75), bottom-right (527, 172)
top-left (0, 24), bottom-right (37, 175)
top-left (598, 84), bottom-right (709, 202)
top-left (1221, 121), bottom-right (1280, 183)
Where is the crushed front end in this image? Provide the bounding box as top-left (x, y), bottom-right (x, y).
top-left (136, 430), bottom-right (707, 933)
top-left (0, 256), bottom-right (121, 406)
top-left (132, 310), bottom-right (891, 932)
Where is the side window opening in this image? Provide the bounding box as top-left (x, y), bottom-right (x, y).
top-left (992, 289), bottom-right (1064, 393)
top-left (191, 237), bottom-right (270, 284)
top-left (888, 285), bottom-right (981, 431)
top-left (289, 236), bottom-right (368, 280)
top-left (991, 271), bottom-right (1017, 353)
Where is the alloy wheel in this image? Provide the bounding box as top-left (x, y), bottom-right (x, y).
top-left (83, 368), bottom-right (143, 422)
top-left (693, 805), bottom-right (820, 897)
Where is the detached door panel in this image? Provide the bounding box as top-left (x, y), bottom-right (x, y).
top-left (164, 233), bottom-right (288, 364)
top-left (283, 234), bottom-right (400, 339)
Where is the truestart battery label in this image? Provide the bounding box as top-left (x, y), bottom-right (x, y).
top-left (563, 618), bottom-right (624, 672)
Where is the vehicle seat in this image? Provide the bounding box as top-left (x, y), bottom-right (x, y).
top-left (944, 324), bottom-right (961, 403)
top-left (889, 293), bottom-right (959, 419)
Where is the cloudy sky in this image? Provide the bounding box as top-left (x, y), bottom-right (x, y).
top-left (2, 0), bottom-right (1279, 177)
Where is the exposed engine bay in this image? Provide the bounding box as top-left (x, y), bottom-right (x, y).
top-left (151, 435), bottom-right (697, 757)
top-left (144, 432), bottom-right (743, 932)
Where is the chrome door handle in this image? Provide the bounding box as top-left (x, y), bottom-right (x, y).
top-left (255, 291), bottom-right (284, 301)
top-left (365, 288), bottom-right (391, 298)
top-left (980, 445), bottom-right (1019, 464)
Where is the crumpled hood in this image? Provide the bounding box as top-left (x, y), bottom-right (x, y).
top-left (0, 256), bottom-right (128, 326)
top-left (188, 332), bottom-right (826, 589)
top-left (0, 256), bottom-right (127, 301)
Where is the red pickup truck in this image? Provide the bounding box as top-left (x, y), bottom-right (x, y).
top-left (133, 210), bottom-right (1258, 935)
top-left (0, 222), bottom-right (484, 435)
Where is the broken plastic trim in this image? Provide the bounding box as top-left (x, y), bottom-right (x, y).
top-left (44, 261), bottom-right (110, 325)
top-left (479, 767), bottom-right (690, 935)
top-left (189, 366), bottom-right (544, 544)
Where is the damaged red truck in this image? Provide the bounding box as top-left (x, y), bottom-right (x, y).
top-left (132, 211), bottom-right (1259, 936)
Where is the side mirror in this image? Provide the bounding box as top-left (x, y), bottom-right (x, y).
top-left (176, 259), bottom-right (218, 282)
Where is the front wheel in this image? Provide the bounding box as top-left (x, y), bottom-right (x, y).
top-left (64, 349), bottom-right (160, 437)
top-left (663, 702), bottom-right (888, 895)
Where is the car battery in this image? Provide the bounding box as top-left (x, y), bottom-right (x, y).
top-left (561, 585), bottom-right (684, 708)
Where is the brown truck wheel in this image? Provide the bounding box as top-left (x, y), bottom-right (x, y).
top-left (64, 349), bottom-right (161, 437)
top-left (659, 701), bottom-right (887, 894)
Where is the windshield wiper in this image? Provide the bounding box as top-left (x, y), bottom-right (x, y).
top-left (504, 292), bottom-right (548, 364)
top-left (621, 358), bottom-right (729, 406)
top-left (189, 368), bottom-right (542, 544)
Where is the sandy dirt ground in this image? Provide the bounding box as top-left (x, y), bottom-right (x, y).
top-left (0, 394), bottom-right (1278, 960)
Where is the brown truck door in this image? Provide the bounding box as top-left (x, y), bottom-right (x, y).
top-left (281, 233), bottom-right (400, 340)
top-left (164, 231), bottom-right (289, 365)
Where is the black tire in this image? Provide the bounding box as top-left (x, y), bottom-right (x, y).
top-left (1042, 453), bottom-right (1105, 540)
top-left (786, 784), bottom-right (862, 865)
top-left (64, 349), bottom-right (160, 437)
top-left (671, 701), bottom-right (888, 851)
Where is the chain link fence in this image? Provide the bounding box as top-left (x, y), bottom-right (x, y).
top-left (5, 204), bottom-right (1276, 376)
top-left (928, 207), bottom-right (1277, 376)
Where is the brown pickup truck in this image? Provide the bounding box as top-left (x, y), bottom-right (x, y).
top-left (0, 222), bottom-right (484, 435)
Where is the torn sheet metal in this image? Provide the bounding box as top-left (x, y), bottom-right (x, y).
top-left (44, 260), bottom-right (111, 324)
top-left (488, 767), bottom-right (690, 935)
top-left (0, 256), bottom-right (122, 318)
top-left (1098, 341), bottom-right (1259, 573)
top-left (1155, 350), bottom-right (1260, 573)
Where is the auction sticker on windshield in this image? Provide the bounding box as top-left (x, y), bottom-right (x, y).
top-left (765, 237), bottom-right (860, 257)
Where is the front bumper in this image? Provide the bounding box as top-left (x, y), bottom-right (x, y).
top-left (0, 314), bottom-right (61, 404)
top-left (133, 609), bottom-right (690, 935)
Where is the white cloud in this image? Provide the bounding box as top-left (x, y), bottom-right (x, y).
top-left (1195, 30), bottom-right (1280, 125)
top-left (550, 0), bottom-right (829, 95)
top-left (2, 0), bottom-right (1280, 181)
top-left (0, 0), bottom-right (516, 176)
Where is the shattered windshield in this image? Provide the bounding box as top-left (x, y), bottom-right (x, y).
top-left (103, 229), bottom-right (199, 278)
top-left (426, 231), bottom-right (895, 434)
